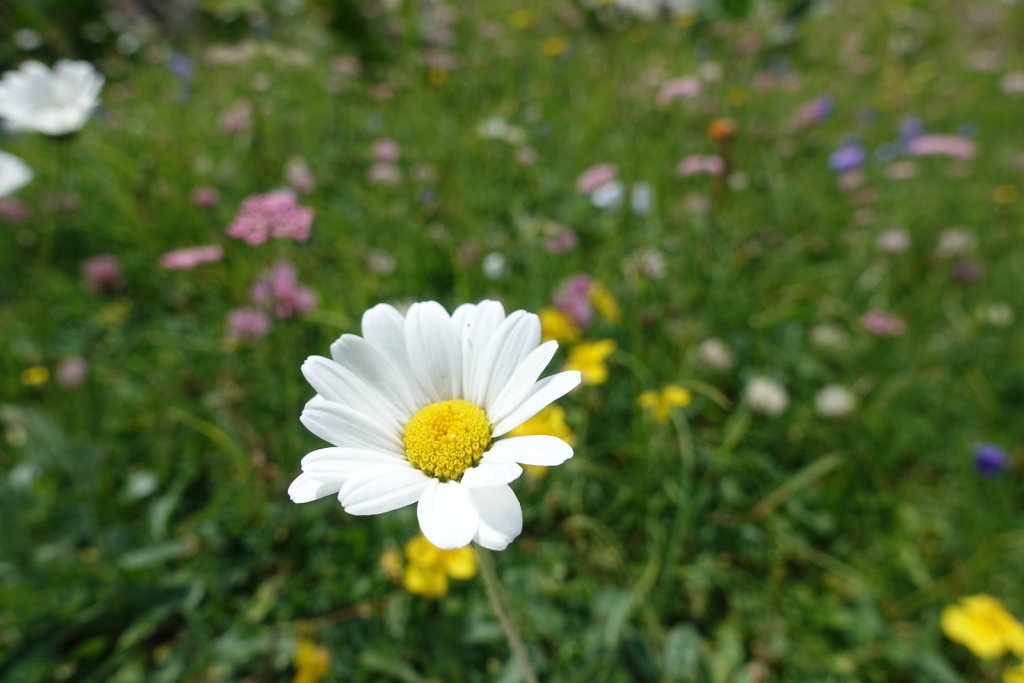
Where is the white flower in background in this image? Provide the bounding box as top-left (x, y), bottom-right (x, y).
top-left (482, 252), bottom-right (506, 279)
top-left (810, 323), bottom-right (848, 352)
top-left (0, 60), bottom-right (104, 136)
top-left (744, 377), bottom-right (788, 417)
top-left (815, 385), bottom-right (856, 419)
top-left (590, 180), bottom-right (625, 209)
top-left (697, 338), bottom-right (734, 371)
top-left (935, 228), bottom-right (976, 258)
top-left (875, 228), bottom-right (911, 253)
top-left (630, 181), bottom-right (654, 215)
top-left (289, 300), bottom-right (581, 550)
top-left (0, 151), bottom-right (32, 197)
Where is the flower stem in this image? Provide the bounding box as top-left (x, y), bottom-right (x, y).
top-left (474, 546), bottom-right (538, 683)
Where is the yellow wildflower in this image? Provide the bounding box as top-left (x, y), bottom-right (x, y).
top-left (401, 533), bottom-right (477, 598)
top-left (540, 307), bottom-right (580, 343)
top-left (727, 87), bottom-right (748, 107)
top-left (994, 185), bottom-right (1019, 205)
top-left (673, 12), bottom-right (697, 27)
top-left (1005, 663), bottom-right (1024, 683)
top-left (292, 638), bottom-right (330, 683)
top-left (588, 283), bottom-right (621, 323)
top-left (638, 385), bottom-right (692, 424)
top-left (21, 366), bottom-right (49, 387)
top-left (542, 37), bottom-right (568, 57)
top-left (941, 595), bottom-right (1024, 660)
top-left (427, 68), bottom-right (448, 87)
top-left (565, 340), bottom-right (615, 385)
top-left (510, 405), bottom-right (576, 479)
top-left (509, 10), bottom-right (534, 29)
top-left (379, 547), bottom-right (402, 581)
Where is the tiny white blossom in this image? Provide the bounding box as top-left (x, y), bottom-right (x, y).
top-left (815, 385), bottom-right (856, 419)
top-left (697, 338), bottom-right (734, 371)
top-left (0, 151), bottom-right (32, 197)
top-left (744, 377), bottom-right (788, 417)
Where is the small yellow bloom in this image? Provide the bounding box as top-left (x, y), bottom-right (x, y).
top-left (21, 366), bottom-right (49, 386)
top-left (673, 12), bottom-right (697, 27)
top-left (1005, 663), bottom-right (1024, 683)
top-left (565, 340), bottom-right (615, 385)
top-left (509, 405), bottom-right (575, 446)
top-left (638, 385), bottom-right (692, 424)
top-left (994, 185), bottom-right (1019, 205)
top-left (588, 283), bottom-right (621, 324)
top-left (293, 638), bottom-right (330, 683)
top-left (540, 307), bottom-right (580, 343)
top-left (379, 547), bottom-right (402, 581)
top-left (941, 595), bottom-right (1024, 660)
top-left (510, 405), bottom-right (575, 479)
top-left (509, 9), bottom-right (534, 29)
top-left (401, 534), bottom-right (478, 598)
top-left (427, 68), bottom-right (448, 87)
top-left (727, 87), bottom-right (748, 107)
top-left (542, 37), bottom-right (568, 57)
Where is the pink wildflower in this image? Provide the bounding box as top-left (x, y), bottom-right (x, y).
top-left (554, 275), bottom-right (594, 328)
top-left (0, 197), bottom-right (31, 222)
top-left (160, 244), bottom-right (224, 270)
top-left (251, 261), bottom-right (317, 319)
top-left (227, 308), bottom-right (272, 342)
top-left (860, 310), bottom-right (907, 337)
top-left (676, 154), bottom-right (725, 177)
top-left (657, 76), bottom-right (701, 106)
top-left (285, 157), bottom-right (316, 194)
top-left (906, 135), bottom-right (977, 160)
top-left (576, 163), bottom-right (618, 194)
top-left (82, 253), bottom-right (122, 293)
top-left (190, 186), bottom-right (220, 208)
top-left (372, 139), bottom-right (401, 163)
top-left (55, 356), bottom-right (88, 387)
top-left (226, 191), bottom-right (314, 245)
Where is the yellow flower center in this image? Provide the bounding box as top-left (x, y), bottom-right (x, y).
top-left (403, 400), bottom-right (492, 481)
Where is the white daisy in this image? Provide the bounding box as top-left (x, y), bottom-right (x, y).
top-left (289, 300), bottom-right (582, 550)
top-left (0, 151), bottom-right (32, 197)
top-left (0, 60), bottom-right (104, 136)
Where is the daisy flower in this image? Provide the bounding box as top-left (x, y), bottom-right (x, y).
top-left (289, 300), bottom-right (581, 550)
top-left (0, 151), bottom-right (32, 197)
top-left (0, 60), bottom-right (104, 136)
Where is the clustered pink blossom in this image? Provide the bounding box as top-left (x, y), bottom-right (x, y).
top-left (160, 244), bottom-right (224, 270)
top-left (226, 191), bottom-right (314, 245)
top-left (676, 154), bottom-right (725, 178)
top-left (860, 310), bottom-right (907, 337)
top-left (190, 186), bottom-right (220, 208)
top-left (553, 275), bottom-right (595, 328)
top-left (55, 356), bottom-right (88, 387)
top-left (82, 253), bottom-right (123, 293)
top-left (372, 139), bottom-right (401, 163)
top-left (657, 76), bottom-right (701, 106)
top-left (251, 261), bottom-right (317, 319)
top-left (906, 135), bottom-right (977, 161)
top-left (226, 308), bottom-right (272, 342)
top-left (576, 163), bottom-right (617, 194)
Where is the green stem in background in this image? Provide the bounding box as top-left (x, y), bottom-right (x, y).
top-left (473, 546), bottom-right (538, 683)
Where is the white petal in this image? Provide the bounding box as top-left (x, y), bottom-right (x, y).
top-left (300, 396), bottom-right (403, 451)
top-left (459, 460), bottom-right (523, 488)
top-left (484, 435), bottom-right (573, 466)
top-left (302, 355), bottom-right (405, 430)
top-left (416, 480), bottom-right (479, 549)
top-left (339, 466), bottom-right (430, 515)
top-left (476, 311), bottom-right (541, 411)
top-left (326, 335), bottom-right (421, 416)
top-left (405, 301), bottom-right (463, 402)
top-left (486, 340), bottom-right (559, 423)
top-left (471, 486), bottom-right (523, 551)
top-left (452, 300), bottom-right (507, 404)
top-left (491, 371), bottom-right (582, 436)
top-left (300, 446), bottom-right (404, 476)
top-left (288, 472), bottom-right (342, 503)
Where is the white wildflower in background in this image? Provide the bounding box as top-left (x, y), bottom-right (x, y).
top-left (935, 228), bottom-right (976, 258)
top-left (744, 377), bottom-right (788, 417)
top-left (697, 338), bottom-right (734, 371)
top-left (875, 228), bottom-right (911, 253)
top-left (811, 323), bottom-right (848, 352)
top-left (482, 252), bottom-right (506, 279)
top-left (815, 385), bottom-right (856, 419)
top-left (590, 180), bottom-right (625, 209)
top-left (0, 60), bottom-right (104, 136)
top-left (289, 301), bottom-right (581, 550)
top-left (0, 151), bottom-right (32, 197)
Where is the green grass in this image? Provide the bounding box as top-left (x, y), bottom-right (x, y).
top-left (2, 0), bottom-right (1024, 680)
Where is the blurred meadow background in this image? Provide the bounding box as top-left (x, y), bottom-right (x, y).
top-left (2, 0), bottom-right (1024, 680)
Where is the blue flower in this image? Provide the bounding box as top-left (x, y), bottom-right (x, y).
top-left (828, 142), bottom-right (867, 172)
top-left (973, 443), bottom-right (1009, 476)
